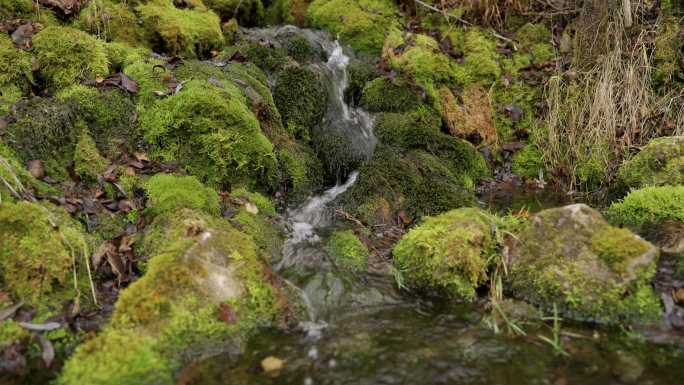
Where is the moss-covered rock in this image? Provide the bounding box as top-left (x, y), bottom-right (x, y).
top-left (512, 144), bottom-right (544, 178)
top-left (265, 0), bottom-right (309, 25)
top-left (652, 16), bottom-right (683, 90)
top-left (326, 230), bottom-right (369, 272)
top-left (229, 188), bottom-right (283, 260)
top-left (75, 0), bottom-right (145, 46)
top-left (273, 65), bottom-right (327, 141)
top-left (0, 34), bottom-right (33, 114)
top-left (32, 26), bottom-right (109, 91)
top-left (373, 106), bottom-right (442, 149)
top-left (137, 0), bottom-right (223, 58)
top-left (606, 186), bottom-right (684, 233)
top-left (204, 0), bottom-right (264, 25)
top-left (145, 173), bottom-right (221, 217)
top-left (617, 136), bottom-right (684, 189)
top-left (359, 76), bottom-right (421, 113)
top-left (508, 204), bottom-right (661, 323)
top-left (140, 79), bottom-right (276, 189)
top-left (393, 208), bottom-right (495, 300)
top-left (73, 125), bottom-right (109, 182)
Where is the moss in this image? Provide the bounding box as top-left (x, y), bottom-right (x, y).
top-left (652, 17), bottom-right (682, 91)
top-left (122, 57), bottom-right (168, 109)
top-left (284, 35), bottom-right (320, 63)
top-left (266, 0), bottom-right (309, 25)
top-left (492, 81), bottom-right (542, 142)
top-left (0, 0), bottom-right (33, 18)
top-left (239, 41), bottom-right (290, 73)
top-left (204, 0), bottom-right (264, 26)
top-left (326, 230), bottom-right (368, 272)
top-left (512, 144), bottom-right (544, 178)
top-left (373, 106), bottom-right (442, 149)
top-left (606, 186), bottom-right (684, 232)
top-left (140, 79), bottom-right (276, 189)
top-left (273, 65), bottom-right (327, 141)
top-left (509, 204), bottom-right (661, 323)
top-left (0, 140), bottom-right (56, 202)
top-left (515, 23), bottom-right (555, 64)
top-left (105, 42), bottom-right (151, 72)
top-left (312, 129), bottom-right (366, 180)
top-left (456, 28), bottom-right (502, 86)
top-left (344, 61), bottom-right (377, 106)
top-left (0, 320), bottom-right (29, 346)
top-left (74, 125), bottom-right (109, 182)
top-left (57, 85), bottom-right (138, 155)
top-left (393, 208), bottom-right (495, 300)
top-left (440, 85), bottom-right (497, 145)
top-left (308, 0), bottom-right (401, 55)
top-left (75, 0), bottom-right (145, 46)
top-left (617, 136), bottom-right (684, 189)
top-left (144, 173), bottom-right (221, 217)
top-left (277, 141), bottom-right (325, 198)
top-left (359, 76), bottom-right (421, 112)
top-left (231, 188), bottom-right (276, 216)
top-left (0, 201), bottom-right (92, 308)
top-left (232, 207), bottom-right (283, 261)
top-left (137, 0), bottom-right (224, 58)
top-left (32, 26), bottom-right (109, 91)
top-left (0, 34), bottom-right (33, 111)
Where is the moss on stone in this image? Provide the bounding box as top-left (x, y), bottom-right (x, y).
top-left (455, 28), bottom-right (502, 86)
top-left (122, 57), bottom-right (169, 109)
top-left (0, 34), bottom-right (33, 113)
top-left (512, 144), bottom-right (544, 178)
top-left (231, 187), bottom-right (276, 216)
top-left (277, 141), bottom-right (324, 198)
top-left (492, 81), bottom-right (542, 142)
top-left (373, 106), bottom-right (442, 149)
top-left (32, 26), bottom-right (109, 91)
top-left (140, 79), bottom-right (276, 189)
top-left (75, 0), bottom-right (145, 46)
top-left (204, 0), bottom-right (264, 26)
top-left (0, 140), bottom-right (56, 202)
top-left (273, 65), bottom-right (327, 141)
top-left (144, 173), bottom-right (221, 218)
top-left (606, 186), bottom-right (684, 232)
top-left (344, 61), bottom-right (377, 106)
top-left (137, 0), bottom-right (223, 58)
top-left (393, 208), bottom-right (495, 300)
top-left (359, 76), bottom-right (421, 113)
top-left (307, 0), bottom-right (400, 55)
top-left (515, 23), bottom-right (555, 65)
top-left (74, 125), bottom-right (109, 183)
top-left (326, 230), bottom-right (368, 272)
top-left (617, 136), bottom-right (684, 189)
top-left (0, 320), bottom-right (29, 346)
top-left (311, 129), bottom-right (366, 181)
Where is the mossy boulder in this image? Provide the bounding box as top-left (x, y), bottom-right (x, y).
top-left (617, 136), bottom-right (684, 189)
top-left (140, 79), bottom-right (276, 189)
top-left (393, 208), bottom-right (495, 300)
top-left (228, 187), bottom-right (284, 260)
top-left (326, 230), bottom-right (369, 272)
top-left (273, 65), bottom-right (328, 141)
top-left (359, 76), bottom-right (421, 113)
top-left (204, 0), bottom-right (264, 25)
top-left (144, 173), bottom-right (221, 218)
top-left (75, 0), bottom-right (145, 46)
top-left (373, 106), bottom-right (442, 149)
top-left (32, 26), bottom-right (109, 91)
top-left (0, 34), bottom-right (33, 114)
top-left (73, 126), bottom-right (109, 182)
top-left (307, 0), bottom-right (400, 55)
top-left (606, 186), bottom-right (684, 233)
top-left (508, 204), bottom-right (661, 323)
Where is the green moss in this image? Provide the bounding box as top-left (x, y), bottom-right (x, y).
top-left (344, 61), bottom-right (377, 106)
top-left (373, 106), bottom-right (442, 149)
top-left (75, 0), bottom-right (145, 46)
top-left (273, 65), bottom-right (327, 141)
top-left (359, 76), bottom-right (421, 112)
top-left (0, 140), bottom-right (56, 202)
top-left (277, 141), bottom-right (324, 198)
top-left (284, 35), bottom-right (320, 63)
top-left (515, 23), bottom-right (555, 64)
top-left (456, 28), bottom-right (502, 86)
top-left (312, 129), bottom-right (366, 180)
top-left (393, 208), bottom-right (495, 300)
top-left (140, 79), bottom-right (276, 189)
top-left (232, 208), bottom-right (283, 261)
top-left (74, 125), bottom-right (109, 182)
top-left (137, 0), bottom-right (224, 58)
top-left (492, 81), bottom-right (542, 142)
top-left (606, 186), bottom-right (684, 232)
top-left (591, 226), bottom-right (651, 274)
top-left (326, 230), bottom-right (368, 272)
top-left (512, 145), bottom-right (544, 178)
top-left (105, 42), bottom-right (151, 72)
top-left (0, 0), bottom-right (32, 18)
top-left (33, 26), bottom-right (109, 91)
top-left (652, 17), bottom-right (682, 91)
top-left (308, 0), bottom-right (401, 55)
top-left (144, 173), bottom-right (221, 217)
top-left (0, 320), bottom-right (29, 346)
top-left (122, 57), bottom-right (168, 109)
top-left (617, 136), bottom-right (684, 189)
top-left (0, 34), bottom-right (33, 111)
top-left (231, 188), bottom-right (276, 216)
top-left (204, 0), bottom-right (264, 25)
top-left (239, 42), bottom-right (289, 73)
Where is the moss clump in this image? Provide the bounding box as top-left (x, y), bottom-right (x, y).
top-left (393, 208), bottom-right (495, 300)
top-left (311, 129), bottom-right (367, 181)
top-left (308, 0), bottom-right (401, 55)
top-left (509, 204), bottom-right (661, 323)
top-left (606, 186), bottom-right (684, 232)
top-left (140, 79), bottom-right (276, 189)
top-left (455, 28), bottom-right (502, 86)
top-left (144, 173), bottom-right (221, 217)
top-left (273, 65), bottom-right (327, 141)
top-left (512, 144), bottom-right (544, 178)
top-left (326, 230), bottom-right (369, 272)
top-left (344, 61), bottom-right (377, 106)
top-left (0, 320), bottom-right (29, 346)
top-left (75, 0), bottom-right (145, 46)
top-left (122, 57), bottom-right (168, 109)
top-left (492, 81), bottom-right (542, 142)
top-left (204, 0), bottom-right (264, 26)
top-left (0, 201), bottom-right (92, 307)
top-left (359, 77), bottom-right (421, 113)
top-left (32, 26), bottom-right (109, 90)
top-left (231, 188), bottom-right (276, 216)
top-left (0, 34), bottom-right (33, 114)
top-left (652, 17), bottom-right (683, 90)
top-left (514, 23), bottom-right (555, 65)
top-left (74, 126), bottom-right (109, 182)
top-left (0, 0), bottom-right (33, 19)
top-left (277, 141), bottom-right (325, 198)
top-left (617, 136), bottom-right (684, 189)
top-left (284, 35), bottom-right (320, 63)
top-left (137, 0), bottom-right (223, 58)
top-left (372, 107), bottom-right (442, 148)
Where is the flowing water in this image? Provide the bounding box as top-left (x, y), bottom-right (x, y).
top-left (179, 27), bottom-right (684, 385)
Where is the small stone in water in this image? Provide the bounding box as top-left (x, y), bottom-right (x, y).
top-left (261, 356), bottom-right (284, 372)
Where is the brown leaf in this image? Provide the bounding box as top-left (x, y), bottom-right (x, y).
top-left (120, 73), bottom-right (138, 93)
top-left (217, 303), bottom-right (237, 325)
top-left (118, 236), bottom-right (134, 253)
top-left (134, 152), bottom-right (149, 162)
top-left (118, 199), bottom-right (134, 213)
top-left (103, 164), bottom-right (118, 181)
top-left (37, 0), bottom-right (88, 15)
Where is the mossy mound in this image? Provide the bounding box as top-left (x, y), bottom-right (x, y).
top-left (652, 16), bottom-right (683, 90)
top-left (512, 144), bottom-right (544, 178)
top-left (359, 76), bottom-right (421, 113)
top-left (326, 230), bottom-right (369, 272)
top-left (617, 136), bottom-right (684, 189)
top-left (372, 106), bottom-right (441, 149)
top-left (75, 0), bottom-right (145, 46)
top-left (393, 208), bottom-right (495, 300)
top-left (140, 79), bottom-right (276, 189)
top-left (0, 34), bottom-right (33, 114)
top-left (204, 0), bottom-right (264, 26)
top-left (32, 26), bottom-right (109, 91)
top-left (137, 0), bottom-right (223, 58)
top-left (307, 0), bottom-right (401, 55)
top-left (0, 141), bottom-right (55, 202)
top-left (229, 188), bottom-right (284, 260)
top-left (73, 126), bottom-right (109, 182)
top-left (145, 173), bottom-right (221, 217)
top-left (606, 186), bottom-right (684, 233)
top-left (508, 204), bottom-right (661, 323)
top-left (273, 65), bottom-right (328, 141)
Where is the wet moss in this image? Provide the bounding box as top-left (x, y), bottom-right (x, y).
top-left (492, 81), bottom-right (542, 142)
top-left (75, 0), bottom-right (145, 46)
top-left (514, 23), bottom-right (555, 66)
top-left (455, 28), bottom-right (502, 86)
top-left (265, 0), bottom-right (309, 25)
top-left (277, 141), bottom-right (325, 198)
top-left (284, 35), bottom-right (320, 63)
top-left (140, 79), bottom-right (277, 189)
top-left (307, 0), bottom-right (400, 55)
top-left (326, 230), bottom-right (368, 272)
top-left (393, 208), bottom-right (495, 300)
top-left (344, 61), bottom-right (377, 106)
top-left (273, 65), bottom-right (327, 141)
top-left (73, 125), bottom-right (109, 183)
top-left (312, 129), bottom-right (366, 181)
top-left (32, 26), bottom-right (109, 91)
top-left (204, 0), bottom-right (264, 26)
top-left (144, 173), bottom-right (221, 218)
top-left (359, 76), bottom-right (421, 113)
top-left (606, 186), bottom-right (684, 232)
top-left (373, 106), bottom-right (442, 149)
top-left (0, 34), bottom-right (33, 114)
top-left (231, 187), bottom-right (276, 216)
top-left (617, 136), bottom-right (684, 189)
top-left (137, 0), bottom-right (223, 58)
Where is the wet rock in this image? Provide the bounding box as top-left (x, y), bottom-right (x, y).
top-left (508, 204), bottom-right (661, 323)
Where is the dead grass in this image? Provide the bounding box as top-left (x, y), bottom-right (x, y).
top-left (441, 85), bottom-right (498, 145)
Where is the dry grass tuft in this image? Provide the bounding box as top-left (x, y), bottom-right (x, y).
top-left (441, 85), bottom-right (498, 145)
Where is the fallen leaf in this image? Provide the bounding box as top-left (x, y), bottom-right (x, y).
top-left (0, 301), bottom-right (24, 322)
top-left (217, 303), bottom-right (237, 325)
top-left (134, 152), bottom-right (149, 162)
top-left (92, 241), bottom-right (116, 269)
top-left (261, 356), bottom-right (284, 372)
top-left (18, 321), bottom-right (61, 332)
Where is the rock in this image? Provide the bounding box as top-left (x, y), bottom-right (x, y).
top-left (261, 356), bottom-right (285, 372)
top-left (617, 136), bottom-right (684, 189)
top-left (651, 220), bottom-right (684, 256)
top-left (508, 204), bottom-right (662, 323)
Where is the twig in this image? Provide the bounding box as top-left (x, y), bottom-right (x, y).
top-left (334, 208), bottom-right (365, 228)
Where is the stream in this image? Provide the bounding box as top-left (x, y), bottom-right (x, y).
top-left (176, 28), bottom-right (684, 385)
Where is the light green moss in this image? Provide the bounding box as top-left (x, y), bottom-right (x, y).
top-left (652, 17), bottom-right (682, 90)
top-left (0, 140), bottom-right (56, 202)
top-left (606, 186), bottom-right (684, 232)
top-left (515, 23), bottom-right (555, 64)
top-left (140, 79), bottom-right (276, 189)
top-left (591, 226), bottom-right (652, 274)
top-left (273, 65), bottom-right (327, 141)
top-left (75, 0), bottom-right (145, 45)
top-left (373, 106), bottom-right (442, 149)
top-left (122, 57), bottom-right (168, 109)
top-left (0, 34), bottom-right (33, 112)
top-left (137, 0), bottom-right (224, 58)
top-left (308, 0), bottom-right (401, 55)
top-left (32, 26), bottom-right (109, 90)
top-left (512, 144), bottom-right (544, 178)
top-left (456, 28), bottom-right (502, 86)
top-left (231, 188), bottom-right (276, 216)
top-left (74, 125), bottom-right (109, 182)
top-left (492, 81), bottom-right (542, 142)
top-left (326, 230), bottom-right (369, 272)
top-left (277, 141), bottom-right (325, 198)
top-left (393, 208), bottom-right (495, 300)
top-left (0, 320), bottom-right (29, 346)
top-left (144, 173), bottom-right (221, 217)
top-left (105, 42), bottom-right (151, 72)
top-left (359, 76), bottom-right (420, 113)
top-left (617, 136), bottom-right (684, 189)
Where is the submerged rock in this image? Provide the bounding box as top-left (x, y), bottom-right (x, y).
top-left (508, 204), bottom-right (661, 323)
top-left (617, 136), bottom-right (684, 189)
